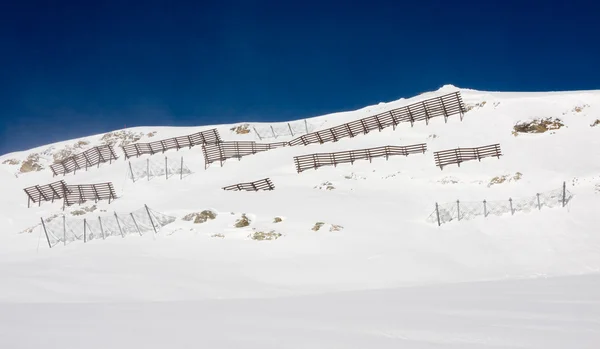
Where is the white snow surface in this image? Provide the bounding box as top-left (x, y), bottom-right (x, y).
top-left (1, 84), bottom-right (600, 348)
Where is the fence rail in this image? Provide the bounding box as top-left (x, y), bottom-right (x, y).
top-left (434, 144), bottom-right (502, 169)
top-left (293, 144), bottom-right (427, 173)
top-left (427, 183), bottom-right (572, 226)
top-left (202, 141), bottom-right (288, 168)
top-left (121, 128), bottom-right (222, 159)
top-left (288, 92), bottom-right (465, 147)
top-left (222, 178), bottom-right (275, 191)
top-left (50, 145), bottom-right (118, 176)
top-left (64, 182), bottom-right (117, 207)
top-left (40, 205), bottom-right (175, 248)
top-left (23, 180), bottom-right (70, 207)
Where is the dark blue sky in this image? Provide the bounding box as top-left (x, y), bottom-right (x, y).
top-left (1, 0), bottom-right (598, 154)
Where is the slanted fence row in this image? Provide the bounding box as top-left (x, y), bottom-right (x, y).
top-left (222, 178), bottom-right (275, 191)
top-left (121, 128), bottom-right (222, 159)
top-left (40, 205), bottom-right (176, 248)
top-left (24, 181), bottom-right (70, 207)
top-left (434, 144), bottom-right (502, 169)
top-left (50, 145), bottom-right (118, 176)
top-left (289, 92), bottom-right (465, 147)
top-left (294, 144), bottom-right (427, 173)
top-left (64, 182), bottom-right (117, 207)
top-left (23, 181), bottom-right (117, 209)
top-left (202, 141), bottom-right (288, 168)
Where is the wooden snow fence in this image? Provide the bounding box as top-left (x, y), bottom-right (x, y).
top-left (293, 144), bottom-right (427, 173)
top-left (63, 182), bottom-right (117, 207)
top-left (121, 128), bottom-right (222, 159)
top-left (222, 178), bottom-right (275, 191)
top-left (202, 141), bottom-right (288, 168)
top-left (50, 145), bottom-right (118, 176)
top-left (288, 91), bottom-right (465, 147)
top-left (24, 181), bottom-right (117, 208)
top-left (434, 144), bottom-right (502, 169)
top-left (23, 180), bottom-right (70, 207)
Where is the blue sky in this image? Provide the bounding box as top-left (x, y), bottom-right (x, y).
top-left (1, 0), bottom-right (599, 155)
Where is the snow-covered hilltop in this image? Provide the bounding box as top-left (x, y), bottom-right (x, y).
top-left (1, 85), bottom-right (600, 348)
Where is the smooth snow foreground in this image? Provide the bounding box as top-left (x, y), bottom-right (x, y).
top-left (1, 85), bottom-right (600, 348)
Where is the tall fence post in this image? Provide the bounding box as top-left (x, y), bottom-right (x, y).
top-left (270, 125), bottom-right (277, 138)
top-left (483, 200), bottom-right (487, 218)
top-left (537, 193), bottom-right (541, 210)
top-left (288, 123), bottom-right (294, 136)
top-left (40, 217), bottom-right (52, 249)
top-left (129, 161), bottom-right (135, 182)
top-left (165, 157), bottom-right (168, 180)
top-left (253, 127), bottom-right (263, 141)
top-left (562, 181), bottom-right (566, 207)
top-left (63, 215), bottom-right (66, 246)
top-left (114, 212), bottom-right (124, 238)
top-left (145, 204), bottom-right (159, 237)
top-left (435, 203), bottom-right (441, 226)
top-left (99, 216), bottom-right (106, 240)
top-left (456, 200), bottom-right (461, 221)
top-left (84, 218), bottom-right (87, 243)
top-left (130, 213), bottom-right (143, 236)
top-left (180, 157), bottom-right (183, 180)
top-left (509, 198), bottom-right (514, 215)
top-left (304, 119), bottom-right (309, 134)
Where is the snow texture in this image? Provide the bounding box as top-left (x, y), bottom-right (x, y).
top-left (1, 84), bottom-right (600, 348)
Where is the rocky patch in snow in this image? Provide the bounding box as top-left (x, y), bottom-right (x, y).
top-left (488, 172), bottom-right (523, 187)
top-left (513, 118), bottom-right (564, 135)
top-left (182, 210), bottom-right (217, 224)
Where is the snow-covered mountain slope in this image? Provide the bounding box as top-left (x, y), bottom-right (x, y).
top-left (1, 85), bottom-right (600, 348)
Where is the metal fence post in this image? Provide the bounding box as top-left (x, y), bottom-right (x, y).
top-left (456, 200), bottom-right (461, 221)
top-left (40, 217), bottom-right (52, 248)
top-left (145, 204), bottom-right (159, 237)
top-left (180, 156), bottom-right (183, 180)
top-left (63, 215), bottom-right (66, 246)
top-left (537, 193), bottom-right (541, 210)
top-left (435, 203), bottom-right (441, 226)
top-left (288, 123), bottom-right (294, 136)
top-left (130, 213), bottom-right (143, 236)
top-left (562, 181), bottom-right (566, 207)
top-left (129, 161), bottom-right (135, 182)
top-left (99, 216), bottom-right (106, 240)
top-left (270, 125), bottom-right (277, 138)
top-left (84, 218), bottom-right (87, 243)
top-left (304, 119), bottom-right (309, 134)
top-left (509, 198), bottom-right (514, 215)
top-left (483, 200), bottom-right (487, 218)
top-left (253, 127), bottom-right (262, 140)
top-left (114, 213), bottom-right (124, 238)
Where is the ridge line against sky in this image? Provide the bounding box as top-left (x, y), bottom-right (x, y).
top-left (1, 0), bottom-right (599, 155)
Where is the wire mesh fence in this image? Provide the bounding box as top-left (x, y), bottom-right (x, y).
top-left (127, 156), bottom-right (192, 182)
top-left (426, 182), bottom-right (573, 226)
top-left (40, 205), bottom-right (176, 248)
top-left (253, 120), bottom-right (321, 140)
